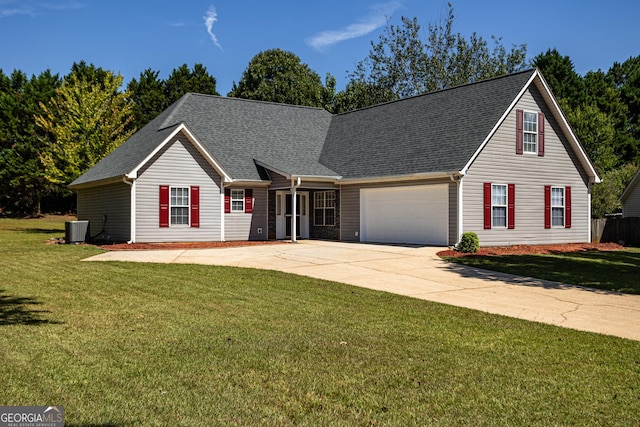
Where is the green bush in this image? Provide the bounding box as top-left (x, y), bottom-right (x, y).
top-left (457, 232), bottom-right (479, 253)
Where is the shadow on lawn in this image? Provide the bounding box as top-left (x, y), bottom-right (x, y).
top-left (0, 290), bottom-right (63, 326)
top-left (441, 258), bottom-right (630, 295)
top-left (13, 227), bottom-right (64, 234)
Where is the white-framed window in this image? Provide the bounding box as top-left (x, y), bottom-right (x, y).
top-left (523, 111), bottom-right (538, 153)
top-left (551, 187), bottom-right (565, 227)
top-left (170, 187), bottom-right (189, 225)
top-left (314, 191), bottom-right (336, 226)
top-left (231, 189), bottom-right (245, 212)
top-left (492, 184), bottom-right (507, 227)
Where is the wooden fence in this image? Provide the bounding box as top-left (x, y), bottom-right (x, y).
top-left (592, 217), bottom-right (640, 246)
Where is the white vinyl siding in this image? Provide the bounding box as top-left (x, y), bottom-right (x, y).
top-left (135, 136), bottom-right (222, 242)
top-left (76, 182), bottom-right (131, 242)
top-left (463, 85), bottom-right (590, 246)
top-left (224, 187), bottom-right (268, 241)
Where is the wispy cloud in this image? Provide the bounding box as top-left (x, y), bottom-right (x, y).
top-left (0, 0), bottom-right (34, 17)
top-left (1, 1), bottom-right (83, 18)
top-left (203, 5), bottom-right (223, 51)
top-left (306, 1), bottom-right (402, 51)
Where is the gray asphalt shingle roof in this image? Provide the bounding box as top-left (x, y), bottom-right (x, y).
top-left (321, 69), bottom-right (534, 178)
top-left (71, 69), bottom-right (536, 187)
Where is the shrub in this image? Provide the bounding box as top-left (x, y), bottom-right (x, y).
top-left (457, 232), bottom-right (479, 253)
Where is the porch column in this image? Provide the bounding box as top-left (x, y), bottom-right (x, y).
top-left (291, 177), bottom-right (301, 243)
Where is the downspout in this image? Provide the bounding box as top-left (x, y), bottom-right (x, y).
top-left (451, 172), bottom-right (465, 246)
top-left (122, 175), bottom-right (136, 244)
top-left (291, 176), bottom-right (301, 243)
top-left (587, 182), bottom-right (593, 243)
top-left (221, 182), bottom-right (226, 242)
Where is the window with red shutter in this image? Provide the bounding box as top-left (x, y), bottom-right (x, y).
top-left (544, 186), bottom-right (551, 229)
top-left (538, 112), bottom-right (545, 156)
top-left (190, 186), bottom-right (200, 228)
top-left (516, 109), bottom-right (524, 155)
top-left (159, 185), bottom-right (169, 228)
top-left (224, 188), bottom-right (230, 213)
top-left (565, 186), bottom-right (571, 228)
top-left (245, 189), bottom-right (253, 213)
top-left (508, 184), bottom-right (515, 229)
top-left (483, 183), bottom-right (492, 229)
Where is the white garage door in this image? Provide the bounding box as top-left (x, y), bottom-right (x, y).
top-left (360, 184), bottom-right (448, 245)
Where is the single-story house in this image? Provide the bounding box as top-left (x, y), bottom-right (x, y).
top-left (70, 68), bottom-right (600, 246)
top-left (621, 167), bottom-right (640, 218)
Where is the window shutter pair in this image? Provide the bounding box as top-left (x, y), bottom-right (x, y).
top-left (515, 109), bottom-right (545, 156)
top-left (544, 186), bottom-right (571, 229)
top-left (223, 189), bottom-right (253, 213)
top-left (483, 183), bottom-right (515, 230)
top-left (158, 185), bottom-right (199, 228)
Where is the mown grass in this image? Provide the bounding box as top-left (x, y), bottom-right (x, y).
top-left (2, 217), bottom-right (640, 426)
top-left (444, 248), bottom-right (640, 294)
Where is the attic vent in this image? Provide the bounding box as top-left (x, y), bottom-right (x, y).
top-left (65, 220), bottom-right (89, 244)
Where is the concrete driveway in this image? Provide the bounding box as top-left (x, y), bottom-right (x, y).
top-left (85, 240), bottom-right (640, 341)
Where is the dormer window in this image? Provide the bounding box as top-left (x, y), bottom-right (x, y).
top-left (523, 112), bottom-right (538, 153)
top-left (516, 109), bottom-right (545, 156)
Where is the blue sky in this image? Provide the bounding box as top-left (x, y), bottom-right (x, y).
top-left (1, 0), bottom-right (638, 95)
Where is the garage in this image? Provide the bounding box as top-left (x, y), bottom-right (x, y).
top-left (360, 184), bottom-right (449, 245)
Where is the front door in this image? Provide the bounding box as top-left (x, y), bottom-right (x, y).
top-left (276, 191), bottom-right (308, 239)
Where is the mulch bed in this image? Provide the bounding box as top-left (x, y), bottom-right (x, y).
top-left (437, 242), bottom-right (624, 258)
top-left (96, 240), bottom-right (625, 256)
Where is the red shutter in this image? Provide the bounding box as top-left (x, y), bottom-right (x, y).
top-left (245, 189), bottom-right (253, 214)
top-left (190, 186), bottom-right (200, 228)
top-left (565, 186), bottom-right (571, 228)
top-left (544, 185), bottom-right (551, 229)
top-left (538, 112), bottom-right (545, 157)
top-left (508, 183), bottom-right (515, 229)
top-left (159, 185), bottom-right (169, 228)
top-left (224, 188), bottom-right (230, 213)
top-left (483, 182), bottom-right (492, 229)
top-left (516, 109), bottom-right (524, 155)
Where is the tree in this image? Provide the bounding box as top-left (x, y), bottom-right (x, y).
top-left (348, 3), bottom-right (527, 104)
top-left (36, 70), bottom-right (135, 186)
top-left (591, 163), bottom-right (638, 217)
top-left (127, 68), bottom-right (167, 130)
top-left (165, 63), bottom-right (219, 106)
top-left (561, 100), bottom-right (617, 174)
top-left (332, 80), bottom-right (396, 113)
top-left (532, 49), bottom-right (586, 108)
top-left (229, 49), bottom-right (331, 108)
top-left (612, 56), bottom-right (640, 161)
top-left (127, 64), bottom-right (220, 129)
top-left (0, 69), bottom-right (61, 215)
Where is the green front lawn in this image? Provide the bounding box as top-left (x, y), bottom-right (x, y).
top-left (443, 247), bottom-right (640, 294)
top-left (2, 217), bottom-right (640, 426)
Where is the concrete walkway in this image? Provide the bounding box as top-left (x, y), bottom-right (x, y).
top-left (84, 240), bottom-right (640, 341)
